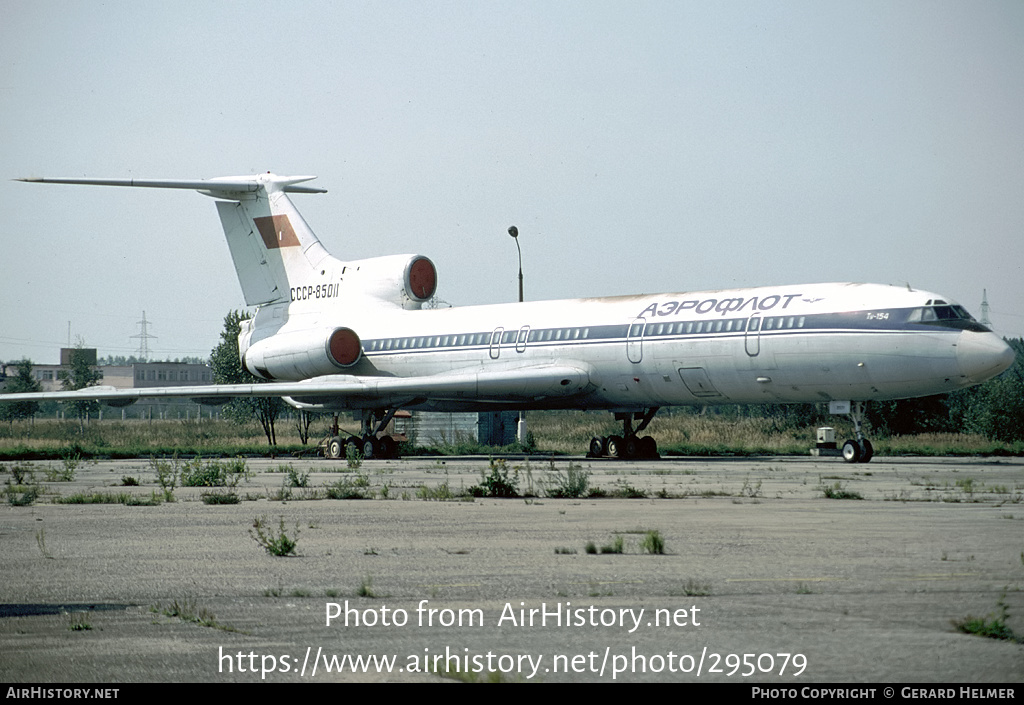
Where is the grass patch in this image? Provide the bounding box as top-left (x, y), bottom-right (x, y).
top-left (610, 479), bottom-right (647, 499)
top-left (201, 491), bottom-right (240, 505)
top-left (640, 530), bottom-right (666, 555)
top-left (5, 484), bottom-right (40, 506)
top-left (325, 475), bottom-right (372, 500)
top-left (180, 456), bottom-right (250, 487)
top-left (56, 491), bottom-right (135, 504)
top-left (156, 598), bottom-right (240, 633)
top-left (819, 481), bottom-right (864, 500)
top-left (600, 535), bottom-right (625, 554)
top-left (417, 482), bottom-right (457, 500)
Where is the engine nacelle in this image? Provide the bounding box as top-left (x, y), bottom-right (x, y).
top-left (344, 254), bottom-right (437, 308)
top-left (243, 327), bottom-right (361, 381)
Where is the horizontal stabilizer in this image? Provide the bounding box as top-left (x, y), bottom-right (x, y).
top-left (15, 175), bottom-right (326, 195)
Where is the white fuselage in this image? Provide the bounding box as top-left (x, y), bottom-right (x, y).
top-left (253, 281), bottom-right (1011, 413)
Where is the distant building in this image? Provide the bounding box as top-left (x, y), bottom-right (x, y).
top-left (1, 352), bottom-right (214, 418)
top-left (1, 356), bottom-right (211, 393)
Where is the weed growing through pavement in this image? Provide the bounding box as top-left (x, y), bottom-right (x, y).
top-left (740, 476), bottom-right (763, 498)
top-left (952, 594), bottom-right (1022, 643)
top-left (150, 455), bottom-right (179, 502)
top-left (250, 515), bottom-right (299, 556)
top-left (325, 475), bottom-right (372, 499)
top-left (611, 479), bottom-right (647, 498)
top-left (470, 458), bottom-right (520, 497)
top-left (346, 444), bottom-right (363, 470)
top-left (284, 465), bottom-right (310, 488)
top-left (676, 578), bottom-right (712, 597)
top-left (545, 460), bottom-right (590, 498)
top-left (357, 575), bottom-right (377, 598)
top-left (66, 612), bottom-right (92, 632)
top-left (180, 457), bottom-right (249, 487)
top-left (5, 484), bottom-right (39, 506)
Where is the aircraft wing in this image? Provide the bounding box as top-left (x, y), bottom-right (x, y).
top-left (0, 363), bottom-right (596, 408)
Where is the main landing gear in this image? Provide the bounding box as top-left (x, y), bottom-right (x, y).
top-left (322, 410), bottom-right (401, 460)
top-left (840, 401), bottom-right (873, 464)
top-left (588, 408), bottom-right (660, 459)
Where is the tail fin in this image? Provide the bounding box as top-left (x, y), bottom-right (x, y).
top-left (17, 173), bottom-right (336, 307)
top-left (210, 174), bottom-right (339, 306)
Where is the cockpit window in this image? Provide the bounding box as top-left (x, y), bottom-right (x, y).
top-left (908, 304), bottom-right (989, 331)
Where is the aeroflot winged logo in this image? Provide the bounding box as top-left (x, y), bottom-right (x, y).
top-left (254, 215), bottom-right (300, 249)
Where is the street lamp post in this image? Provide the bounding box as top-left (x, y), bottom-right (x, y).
top-left (508, 225), bottom-right (527, 446)
top-left (508, 226), bottom-right (523, 303)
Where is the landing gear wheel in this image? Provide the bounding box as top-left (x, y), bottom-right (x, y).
top-left (606, 435), bottom-right (624, 458)
top-left (589, 437), bottom-right (606, 458)
top-left (361, 435), bottom-right (379, 459)
top-left (841, 439), bottom-right (861, 463)
top-left (378, 435), bottom-right (398, 459)
top-left (857, 439), bottom-right (874, 464)
top-left (327, 436), bottom-right (343, 459)
top-left (622, 436), bottom-right (640, 459)
top-left (638, 435), bottom-right (658, 459)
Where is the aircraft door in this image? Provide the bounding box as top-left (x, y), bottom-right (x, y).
top-left (489, 327), bottom-right (503, 360)
top-left (516, 326), bottom-right (530, 353)
top-left (627, 318), bottom-right (645, 364)
top-left (745, 314), bottom-right (761, 356)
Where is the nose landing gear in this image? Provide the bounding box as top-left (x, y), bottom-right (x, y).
top-left (841, 401), bottom-right (873, 464)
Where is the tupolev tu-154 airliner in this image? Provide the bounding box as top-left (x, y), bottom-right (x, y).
top-left (6, 173), bottom-right (1015, 462)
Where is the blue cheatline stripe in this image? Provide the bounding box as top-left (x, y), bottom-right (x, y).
top-left (361, 307), bottom-right (970, 358)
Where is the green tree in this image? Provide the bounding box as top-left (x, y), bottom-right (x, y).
top-left (58, 345), bottom-right (102, 431)
top-left (0, 359), bottom-right (42, 423)
top-left (210, 310), bottom-right (284, 446)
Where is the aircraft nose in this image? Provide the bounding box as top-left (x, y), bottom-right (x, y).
top-left (957, 331), bottom-right (1015, 383)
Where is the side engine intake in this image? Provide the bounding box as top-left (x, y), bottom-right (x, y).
top-left (243, 327), bottom-right (361, 381)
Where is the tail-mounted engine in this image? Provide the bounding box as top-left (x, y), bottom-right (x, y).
top-left (243, 326), bottom-right (361, 381)
top-left (344, 254), bottom-right (437, 308)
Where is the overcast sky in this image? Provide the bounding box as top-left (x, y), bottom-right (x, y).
top-left (2, 0), bottom-right (1022, 363)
